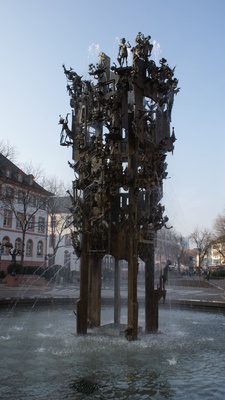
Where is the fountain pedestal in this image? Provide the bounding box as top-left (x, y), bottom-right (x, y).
top-left (6, 274), bottom-right (19, 287)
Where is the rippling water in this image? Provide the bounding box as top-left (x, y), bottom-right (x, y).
top-left (0, 306), bottom-right (225, 399)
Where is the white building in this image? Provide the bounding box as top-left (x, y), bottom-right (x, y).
top-left (0, 154), bottom-right (50, 273)
top-left (207, 242), bottom-right (225, 267)
top-left (47, 196), bottom-right (80, 274)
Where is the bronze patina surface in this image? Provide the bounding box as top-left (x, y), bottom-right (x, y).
top-left (60, 33), bottom-right (179, 339)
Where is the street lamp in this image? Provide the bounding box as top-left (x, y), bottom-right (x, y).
top-left (197, 247), bottom-right (201, 276)
top-left (0, 241), bottom-right (13, 271)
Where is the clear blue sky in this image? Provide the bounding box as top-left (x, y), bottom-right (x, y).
top-left (1, 0), bottom-right (225, 236)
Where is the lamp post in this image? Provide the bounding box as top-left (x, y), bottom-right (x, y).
top-left (0, 241), bottom-right (13, 271)
top-left (198, 247), bottom-right (201, 276)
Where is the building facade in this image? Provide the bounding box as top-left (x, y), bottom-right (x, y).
top-left (0, 154), bottom-right (50, 273)
top-left (206, 243), bottom-right (225, 268)
top-left (46, 196), bottom-right (80, 275)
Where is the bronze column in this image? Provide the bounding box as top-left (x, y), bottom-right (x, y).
top-left (88, 255), bottom-right (101, 327)
top-left (76, 218), bottom-right (89, 334)
top-left (145, 233), bottom-right (158, 333)
top-left (114, 258), bottom-right (121, 325)
top-left (127, 184), bottom-right (138, 340)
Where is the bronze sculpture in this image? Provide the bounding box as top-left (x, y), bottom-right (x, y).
top-left (60, 33), bottom-right (179, 339)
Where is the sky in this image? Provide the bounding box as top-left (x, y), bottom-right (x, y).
top-left (0, 0), bottom-right (225, 237)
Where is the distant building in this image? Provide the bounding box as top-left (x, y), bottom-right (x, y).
top-left (190, 243), bottom-right (225, 272)
top-left (46, 196), bottom-right (80, 274)
top-left (206, 242), bottom-right (225, 268)
top-left (0, 154), bottom-right (51, 273)
top-left (155, 230), bottom-right (190, 270)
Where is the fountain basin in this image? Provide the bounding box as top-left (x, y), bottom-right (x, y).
top-left (1, 305), bottom-right (225, 399)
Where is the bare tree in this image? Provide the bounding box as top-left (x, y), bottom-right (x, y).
top-left (156, 228), bottom-right (174, 264)
top-left (156, 228), bottom-right (188, 274)
top-left (1, 184), bottom-right (50, 265)
top-left (21, 161), bottom-right (46, 185)
top-left (213, 212), bottom-right (225, 238)
top-left (48, 197), bottom-right (72, 266)
top-left (170, 233), bottom-right (187, 274)
top-left (211, 212), bottom-right (225, 263)
top-left (43, 177), bottom-right (72, 266)
top-left (1, 151), bottom-right (72, 267)
top-left (0, 153), bottom-right (51, 265)
top-left (0, 143), bottom-right (18, 191)
top-left (0, 140), bottom-right (17, 162)
top-left (41, 175), bottom-right (68, 195)
top-left (21, 164), bottom-right (71, 194)
top-left (189, 227), bottom-right (212, 275)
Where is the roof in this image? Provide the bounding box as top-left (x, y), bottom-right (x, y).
top-left (0, 153), bottom-right (52, 196)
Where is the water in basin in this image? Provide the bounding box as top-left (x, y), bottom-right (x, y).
top-left (1, 305), bottom-right (224, 399)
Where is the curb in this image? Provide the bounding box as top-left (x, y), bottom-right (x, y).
top-left (1, 296), bottom-right (225, 311)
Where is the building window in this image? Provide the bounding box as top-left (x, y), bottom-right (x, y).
top-left (65, 234), bottom-right (71, 247)
top-left (38, 217), bottom-right (45, 233)
top-left (39, 197), bottom-right (46, 210)
top-left (28, 174), bottom-right (34, 186)
top-left (64, 251), bottom-right (71, 268)
top-left (6, 186), bottom-right (14, 199)
top-left (18, 173), bottom-right (23, 182)
top-left (3, 210), bottom-right (12, 227)
top-left (26, 239), bottom-right (33, 257)
top-left (65, 215), bottom-right (72, 227)
top-left (1, 237), bottom-right (11, 255)
top-left (16, 212), bottom-right (23, 229)
top-left (6, 169), bottom-right (11, 178)
top-left (18, 190), bottom-right (24, 204)
top-left (28, 216), bottom-right (35, 231)
top-left (29, 194), bottom-right (36, 207)
top-left (15, 238), bottom-right (22, 252)
top-left (50, 216), bottom-right (57, 230)
top-left (37, 241), bottom-right (43, 256)
top-left (49, 234), bottom-right (56, 248)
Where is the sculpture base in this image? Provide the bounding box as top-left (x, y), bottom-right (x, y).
top-left (6, 275), bottom-right (19, 287)
top-left (93, 323), bottom-right (142, 337)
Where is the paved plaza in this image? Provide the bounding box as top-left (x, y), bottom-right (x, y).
top-left (0, 277), bottom-right (225, 309)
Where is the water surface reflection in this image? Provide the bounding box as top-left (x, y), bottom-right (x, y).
top-left (1, 306), bottom-right (224, 399)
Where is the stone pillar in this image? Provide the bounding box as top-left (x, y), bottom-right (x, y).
top-left (114, 258), bottom-right (121, 325)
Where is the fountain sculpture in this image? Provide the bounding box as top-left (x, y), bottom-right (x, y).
top-left (60, 33), bottom-right (179, 339)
